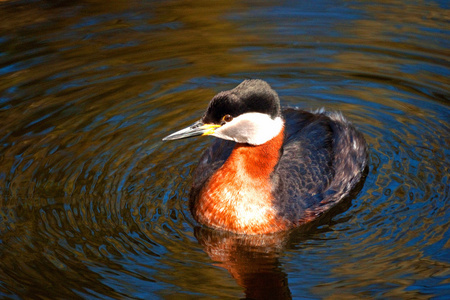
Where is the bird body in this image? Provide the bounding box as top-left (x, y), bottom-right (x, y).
top-left (163, 80), bottom-right (368, 235)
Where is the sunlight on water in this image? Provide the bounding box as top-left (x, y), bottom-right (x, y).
top-left (0, 0), bottom-right (449, 299)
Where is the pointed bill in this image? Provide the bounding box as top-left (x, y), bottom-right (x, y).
top-left (162, 120), bottom-right (221, 141)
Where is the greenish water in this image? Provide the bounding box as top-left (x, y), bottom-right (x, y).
top-left (0, 0), bottom-right (449, 299)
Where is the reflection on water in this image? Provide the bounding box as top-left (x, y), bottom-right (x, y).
top-left (0, 0), bottom-right (449, 299)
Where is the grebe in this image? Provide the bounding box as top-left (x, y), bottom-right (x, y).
top-left (163, 80), bottom-right (368, 234)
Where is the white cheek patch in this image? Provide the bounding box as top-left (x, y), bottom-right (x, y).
top-left (213, 113), bottom-right (284, 145)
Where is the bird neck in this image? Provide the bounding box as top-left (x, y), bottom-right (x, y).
top-left (193, 125), bottom-right (287, 234)
top-left (228, 127), bottom-right (284, 180)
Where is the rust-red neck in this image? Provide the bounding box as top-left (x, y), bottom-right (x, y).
top-left (193, 126), bottom-right (288, 234)
top-left (227, 128), bottom-right (284, 179)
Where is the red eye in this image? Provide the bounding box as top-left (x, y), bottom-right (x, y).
top-left (223, 114), bottom-right (233, 122)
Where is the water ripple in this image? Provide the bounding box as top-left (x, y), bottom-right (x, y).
top-left (0, 0), bottom-right (449, 299)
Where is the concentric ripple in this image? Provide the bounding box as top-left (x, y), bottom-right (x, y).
top-left (0, 0), bottom-right (449, 299)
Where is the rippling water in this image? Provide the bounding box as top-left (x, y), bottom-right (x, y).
top-left (0, 0), bottom-right (449, 299)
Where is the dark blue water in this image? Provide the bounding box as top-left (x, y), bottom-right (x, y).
top-left (0, 0), bottom-right (449, 299)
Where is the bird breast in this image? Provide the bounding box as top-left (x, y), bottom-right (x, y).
top-left (192, 129), bottom-right (290, 234)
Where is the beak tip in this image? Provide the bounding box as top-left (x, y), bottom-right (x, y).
top-left (162, 134), bottom-right (173, 141)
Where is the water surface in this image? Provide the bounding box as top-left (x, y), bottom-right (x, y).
top-left (0, 0), bottom-right (449, 299)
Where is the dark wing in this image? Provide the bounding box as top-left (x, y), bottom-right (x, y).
top-left (271, 108), bottom-right (368, 223)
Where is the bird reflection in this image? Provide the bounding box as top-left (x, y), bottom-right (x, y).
top-left (194, 226), bottom-right (292, 300)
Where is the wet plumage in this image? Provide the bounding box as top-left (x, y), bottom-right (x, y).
top-left (163, 80), bottom-right (368, 234)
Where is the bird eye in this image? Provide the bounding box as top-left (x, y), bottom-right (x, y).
top-left (222, 114), bottom-right (233, 123)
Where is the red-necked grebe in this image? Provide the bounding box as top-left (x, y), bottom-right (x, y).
top-left (163, 79), bottom-right (368, 234)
